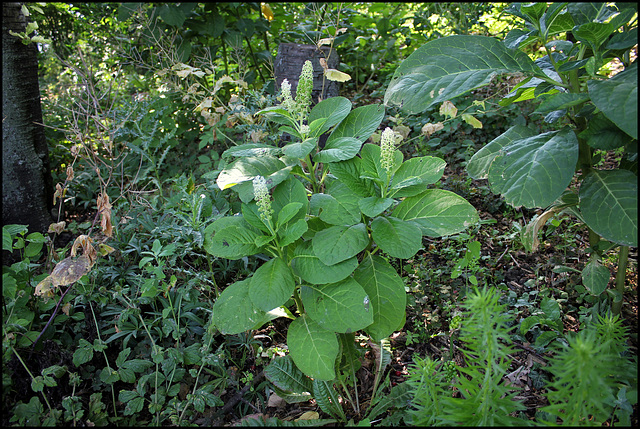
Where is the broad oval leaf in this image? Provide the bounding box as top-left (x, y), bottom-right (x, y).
top-left (467, 125), bottom-right (537, 180)
top-left (222, 143), bottom-right (283, 159)
top-left (371, 217), bottom-right (423, 259)
top-left (579, 169), bottom-right (637, 247)
top-left (588, 64), bottom-right (637, 139)
top-left (308, 97), bottom-right (352, 136)
top-left (488, 128), bottom-right (579, 209)
top-left (385, 35), bottom-right (542, 114)
top-left (329, 157), bottom-right (377, 197)
top-left (273, 176), bottom-right (309, 225)
top-left (264, 355), bottom-right (313, 394)
top-left (389, 156), bottom-right (446, 198)
top-left (327, 104), bottom-right (385, 144)
top-left (310, 194), bottom-right (360, 226)
top-left (213, 279), bottom-right (267, 335)
top-left (216, 155), bottom-right (286, 190)
top-left (358, 197), bottom-right (394, 218)
top-left (312, 223), bottom-right (369, 266)
top-left (291, 240), bottom-right (358, 284)
top-left (392, 189), bottom-right (479, 237)
top-left (313, 137), bottom-right (362, 163)
top-left (353, 254), bottom-right (406, 341)
top-left (204, 224), bottom-right (261, 260)
top-left (282, 138), bottom-right (317, 159)
top-left (581, 258), bottom-right (611, 296)
top-left (249, 257), bottom-right (296, 312)
top-left (301, 279), bottom-right (373, 333)
top-left (287, 314), bottom-right (339, 380)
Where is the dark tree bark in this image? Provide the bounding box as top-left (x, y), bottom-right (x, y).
top-left (274, 43), bottom-right (340, 106)
top-left (2, 2), bottom-right (54, 235)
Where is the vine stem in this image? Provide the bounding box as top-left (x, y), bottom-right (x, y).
top-left (11, 346), bottom-right (54, 414)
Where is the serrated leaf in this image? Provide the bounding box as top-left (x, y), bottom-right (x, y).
top-left (287, 315), bottom-right (338, 380)
top-left (291, 240), bottom-right (358, 285)
top-left (579, 169), bottom-right (637, 247)
top-left (312, 223), bottom-right (369, 266)
top-left (385, 35), bottom-right (543, 114)
top-left (392, 189), bottom-right (479, 237)
top-left (249, 257), bottom-right (296, 312)
top-left (301, 279), bottom-right (373, 333)
top-left (73, 339), bottom-right (94, 367)
top-left (213, 279), bottom-right (267, 334)
top-left (353, 254), bottom-right (406, 341)
top-left (488, 128), bottom-right (579, 208)
top-left (371, 217), bottom-right (423, 259)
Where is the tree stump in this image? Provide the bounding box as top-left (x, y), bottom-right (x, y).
top-left (274, 43), bottom-right (340, 106)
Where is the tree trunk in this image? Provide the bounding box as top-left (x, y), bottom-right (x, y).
top-left (274, 43), bottom-right (340, 106)
top-left (2, 2), bottom-right (54, 235)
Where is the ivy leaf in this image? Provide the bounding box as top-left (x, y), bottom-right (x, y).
top-left (287, 315), bottom-right (339, 381)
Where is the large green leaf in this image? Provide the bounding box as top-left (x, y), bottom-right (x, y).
top-left (488, 128), bottom-right (579, 209)
top-left (216, 155), bottom-right (286, 190)
top-left (213, 279), bottom-right (266, 335)
top-left (282, 138), bottom-right (317, 159)
top-left (291, 240), bottom-right (358, 285)
top-left (326, 104), bottom-right (385, 144)
top-left (579, 169), bottom-right (637, 247)
top-left (389, 156), bottom-right (446, 198)
top-left (264, 355), bottom-right (313, 394)
top-left (467, 125), bottom-right (538, 180)
top-left (249, 257), bottom-right (296, 312)
top-left (353, 254), bottom-right (406, 341)
top-left (221, 143), bottom-right (283, 159)
top-left (308, 97), bottom-right (352, 136)
top-left (371, 217), bottom-right (423, 259)
top-left (301, 279), bottom-right (373, 333)
top-left (358, 197), bottom-right (394, 218)
top-left (312, 223), bottom-right (369, 266)
top-left (581, 257), bottom-right (611, 296)
top-left (392, 189), bottom-right (479, 237)
top-left (588, 64), bottom-right (638, 139)
top-left (273, 176), bottom-right (309, 224)
top-left (310, 193), bottom-right (360, 226)
top-left (329, 157), bottom-right (377, 197)
top-left (384, 35), bottom-right (542, 114)
top-left (287, 315), bottom-right (339, 381)
top-left (313, 137), bottom-right (362, 163)
top-left (578, 113), bottom-right (635, 151)
top-left (203, 217), bottom-right (261, 260)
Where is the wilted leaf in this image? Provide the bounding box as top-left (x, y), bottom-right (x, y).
top-left (439, 101), bottom-right (457, 119)
top-left (97, 193), bottom-right (113, 237)
top-left (48, 221), bottom-right (66, 234)
top-left (421, 122), bottom-right (444, 136)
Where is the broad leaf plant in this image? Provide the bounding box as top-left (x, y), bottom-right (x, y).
top-left (204, 60), bottom-right (478, 392)
top-left (385, 2), bottom-right (637, 315)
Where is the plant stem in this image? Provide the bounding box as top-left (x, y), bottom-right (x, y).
top-left (89, 302), bottom-right (119, 418)
top-left (11, 346), bottom-right (54, 414)
top-left (612, 246), bottom-right (629, 316)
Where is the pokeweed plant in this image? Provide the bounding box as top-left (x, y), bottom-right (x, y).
top-left (202, 60), bottom-right (478, 409)
top-left (385, 2), bottom-right (637, 315)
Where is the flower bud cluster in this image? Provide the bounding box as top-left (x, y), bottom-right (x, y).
top-left (380, 127), bottom-right (396, 174)
top-left (252, 175), bottom-right (273, 224)
top-left (279, 60), bottom-right (314, 124)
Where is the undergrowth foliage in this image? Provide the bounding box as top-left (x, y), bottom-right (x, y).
top-left (2, 2), bottom-right (637, 427)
